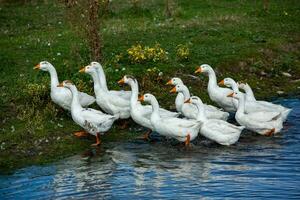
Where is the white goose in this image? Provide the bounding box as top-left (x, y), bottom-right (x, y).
top-left (167, 78), bottom-right (229, 120)
top-left (93, 62), bottom-right (131, 100)
top-left (118, 76), bottom-right (179, 138)
top-left (186, 96), bottom-right (244, 145)
top-left (139, 93), bottom-right (202, 146)
top-left (238, 82), bottom-right (292, 121)
top-left (80, 64), bottom-right (131, 120)
top-left (228, 91), bottom-right (283, 136)
top-left (166, 77), bottom-right (184, 112)
top-left (220, 77), bottom-right (272, 113)
top-left (33, 61), bottom-right (95, 110)
top-left (57, 80), bottom-right (117, 146)
top-left (237, 82), bottom-right (256, 102)
top-left (194, 64), bottom-right (236, 112)
top-left (221, 78), bottom-right (292, 120)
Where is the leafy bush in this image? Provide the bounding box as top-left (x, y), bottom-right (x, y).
top-left (127, 43), bottom-right (168, 63)
top-left (176, 44), bottom-right (190, 60)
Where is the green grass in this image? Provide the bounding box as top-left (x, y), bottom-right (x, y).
top-left (0, 0), bottom-right (299, 173)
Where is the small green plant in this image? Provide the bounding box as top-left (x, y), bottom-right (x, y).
top-left (127, 43), bottom-right (168, 63)
top-left (146, 66), bottom-right (161, 74)
top-left (24, 83), bottom-right (48, 98)
top-left (43, 102), bottom-right (59, 119)
top-left (112, 53), bottom-right (123, 64)
top-left (176, 44), bottom-right (190, 61)
top-left (74, 78), bottom-right (94, 94)
top-left (145, 44), bottom-right (168, 62)
top-left (127, 44), bottom-right (147, 63)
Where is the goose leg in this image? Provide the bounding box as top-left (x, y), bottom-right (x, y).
top-left (143, 129), bottom-right (151, 141)
top-left (265, 128), bottom-right (275, 136)
top-left (185, 133), bottom-right (191, 147)
top-left (137, 129), bottom-right (152, 141)
top-left (74, 130), bottom-right (89, 137)
top-left (91, 133), bottom-right (101, 146)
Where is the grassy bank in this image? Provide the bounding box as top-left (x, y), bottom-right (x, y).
top-left (0, 0), bottom-right (299, 173)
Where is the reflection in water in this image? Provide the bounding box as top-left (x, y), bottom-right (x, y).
top-left (0, 98), bottom-right (300, 199)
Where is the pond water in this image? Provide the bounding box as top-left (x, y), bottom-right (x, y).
top-left (0, 98), bottom-right (300, 199)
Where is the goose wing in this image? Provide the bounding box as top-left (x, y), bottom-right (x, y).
top-left (106, 93), bottom-right (130, 107)
top-left (78, 91), bottom-right (95, 106)
top-left (246, 111), bottom-right (281, 122)
top-left (81, 108), bottom-right (116, 124)
top-left (109, 90), bottom-right (132, 100)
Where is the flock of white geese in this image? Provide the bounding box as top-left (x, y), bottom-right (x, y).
top-left (33, 61), bottom-right (292, 147)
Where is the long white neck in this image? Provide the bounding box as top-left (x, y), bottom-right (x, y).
top-left (244, 85), bottom-right (256, 101)
top-left (90, 71), bottom-right (103, 97)
top-left (207, 68), bottom-right (218, 91)
top-left (149, 96), bottom-right (160, 120)
top-left (68, 85), bottom-right (82, 110)
top-left (236, 95), bottom-right (246, 115)
top-left (47, 65), bottom-right (59, 91)
top-left (128, 80), bottom-right (139, 107)
top-left (180, 85), bottom-right (191, 100)
top-left (96, 65), bottom-right (108, 92)
top-left (175, 93), bottom-right (184, 112)
top-left (193, 101), bottom-right (207, 121)
top-left (229, 81), bottom-right (239, 93)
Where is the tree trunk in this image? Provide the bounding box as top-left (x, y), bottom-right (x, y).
top-left (165, 0), bottom-right (172, 17)
top-left (88, 0), bottom-right (102, 61)
top-left (263, 0), bottom-right (269, 11)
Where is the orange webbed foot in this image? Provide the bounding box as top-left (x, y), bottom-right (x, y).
top-left (265, 128), bottom-right (275, 136)
top-left (184, 133), bottom-right (191, 147)
top-left (91, 133), bottom-right (101, 146)
top-left (74, 131), bottom-right (89, 137)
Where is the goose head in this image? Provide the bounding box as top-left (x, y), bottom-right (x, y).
top-left (227, 91), bottom-right (244, 100)
top-left (219, 77), bottom-right (235, 88)
top-left (33, 61), bottom-right (53, 71)
top-left (138, 93), bottom-right (154, 104)
top-left (237, 82), bottom-right (248, 90)
top-left (194, 64), bottom-right (212, 74)
top-left (90, 61), bottom-right (103, 70)
top-left (169, 84), bottom-right (187, 94)
top-left (166, 77), bottom-right (183, 86)
top-left (184, 96), bottom-right (203, 105)
top-left (57, 80), bottom-right (74, 89)
top-left (79, 64), bottom-right (97, 75)
top-left (118, 75), bottom-right (136, 85)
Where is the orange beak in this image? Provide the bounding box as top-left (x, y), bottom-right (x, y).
top-left (118, 78), bottom-right (125, 85)
top-left (227, 92), bottom-right (234, 97)
top-left (138, 95), bottom-right (144, 102)
top-left (57, 83), bottom-right (64, 87)
top-left (166, 79), bottom-right (173, 85)
top-left (170, 87), bottom-right (177, 93)
top-left (218, 80), bottom-right (225, 86)
top-left (79, 67), bottom-right (85, 73)
top-left (33, 63), bottom-right (40, 70)
top-left (184, 98), bottom-right (191, 103)
top-left (194, 67), bottom-right (202, 74)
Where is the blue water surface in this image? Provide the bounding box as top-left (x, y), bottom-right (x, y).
top-left (0, 98), bottom-right (299, 199)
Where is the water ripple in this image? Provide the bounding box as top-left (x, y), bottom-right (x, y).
top-left (0, 98), bottom-right (300, 199)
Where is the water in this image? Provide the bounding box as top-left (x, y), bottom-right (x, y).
top-left (1, 98), bottom-right (300, 199)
